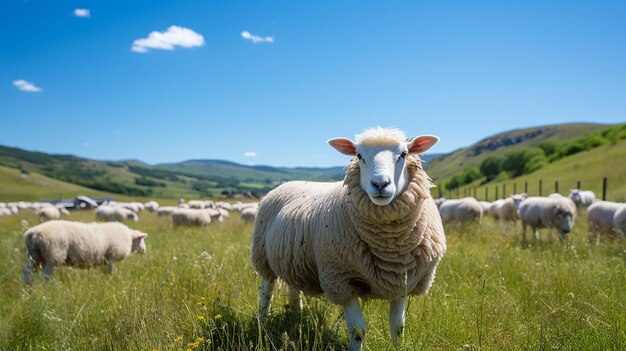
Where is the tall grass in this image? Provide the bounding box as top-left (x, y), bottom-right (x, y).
top-left (0, 211), bottom-right (624, 350)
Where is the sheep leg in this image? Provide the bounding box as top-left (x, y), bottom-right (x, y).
top-left (532, 227), bottom-right (539, 240)
top-left (343, 296), bottom-right (366, 351)
top-left (258, 277), bottom-right (275, 323)
top-left (389, 297), bottom-right (407, 347)
top-left (288, 286), bottom-right (302, 312)
top-left (42, 264), bottom-right (54, 281)
top-left (105, 253), bottom-right (114, 275)
top-left (23, 256), bottom-right (34, 286)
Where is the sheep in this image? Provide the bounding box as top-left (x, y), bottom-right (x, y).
top-left (569, 189), bottom-right (596, 212)
top-left (240, 207), bottom-right (257, 222)
top-left (518, 197), bottom-right (577, 241)
top-left (488, 199), bottom-right (505, 220)
top-left (96, 205), bottom-right (139, 222)
top-left (118, 203), bottom-right (141, 213)
top-left (479, 201), bottom-right (491, 215)
top-left (144, 201), bottom-right (159, 212)
top-left (251, 127), bottom-right (445, 350)
top-left (548, 193), bottom-right (564, 198)
top-left (613, 205), bottom-right (626, 239)
top-left (172, 208), bottom-right (212, 226)
top-left (157, 206), bottom-right (177, 216)
top-left (205, 208), bottom-right (224, 223)
top-left (0, 208), bottom-right (13, 217)
top-left (23, 220), bottom-right (147, 284)
top-left (433, 197), bottom-right (446, 208)
top-left (499, 193), bottom-right (527, 223)
top-left (587, 201), bottom-right (624, 242)
top-left (438, 197), bottom-right (483, 225)
top-left (37, 206), bottom-right (62, 222)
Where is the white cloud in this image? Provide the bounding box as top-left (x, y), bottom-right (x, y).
top-left (244, 151), bottom-right (257, 157)
top-left (132, 25), bottom-right (205, 53)
top-left (73, 8), bottom-right (90, 18)
top-left (13, 80), bottom-right (42, 92)
top-left (241, 31), bottom-right (274, 44)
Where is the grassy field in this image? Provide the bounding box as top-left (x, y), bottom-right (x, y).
top-left (0, 209), bottom-right (624, 350)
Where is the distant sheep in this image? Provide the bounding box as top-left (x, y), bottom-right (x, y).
top-left (172, 208), bottom-right (212, 226)
top-left (240, 207), bottom-right (257, 222)
top-left (144, 201), bottom-right (159, 212)
top-left (518, 197), bottom-right (576, 241)
top-left (37, 206), bottom-right (62, 222)
top-left (587, 201), bottom-right (624, 242)
top-left (23, 220), bottom-right (147, 284)
top-left (157, 206), bottom-right (177, 216)
top-left (438, 197), bottom-right (483, 225)
top-left (613, 205), bottom-right (626, 239)
top-left (479, 201), bottom-right (491, 215)
top-left (0, 208), bottom-right (13, 217)
top-left (96, 205), bottom-right (139, 222)
top-left (569, 189), bottom-right (596, 212)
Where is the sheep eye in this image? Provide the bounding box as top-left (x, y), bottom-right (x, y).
top-left (356, 154), bottom-right (362, 160)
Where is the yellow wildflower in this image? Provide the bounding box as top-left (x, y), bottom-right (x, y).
top-left (197, 315), bottom-right (205, 321)
top-left (174, 336), bottom-right (183, 343)
top-left (215, 314), bottom-right (222, 319)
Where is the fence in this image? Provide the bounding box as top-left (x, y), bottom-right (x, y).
top-left (436, 177), bottom-right (611, 201)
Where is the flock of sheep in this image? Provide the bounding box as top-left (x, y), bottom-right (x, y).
top-left (434, 189), bottom-right (626, 242)
top-left (1, 127), bottom-right (624, 351)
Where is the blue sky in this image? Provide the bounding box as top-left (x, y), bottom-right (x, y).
top-left (1, 0), bottom-right (625, 167)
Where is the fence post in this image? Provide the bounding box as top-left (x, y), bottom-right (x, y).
top-left (438, 186), bottom-right (442, 198)
top-left (577, 180), bottom-right (581, 189)
top-left (539, 179), bottom-right (543, 196)
top-left (456, 188), bottom-right (460, 198)
top-left (602, 177), bottom-right (607, 201)
top-left (555, 180), bottom-right (559, 194)
top-left (513, 183), bottom-right (517, 194)
top-left (503, 184), bottom-right (507, 198)
top-left (474, 187), bottom-right (477, 198)
top-left (485, 187), bottom-right (488, 201)
top-left (495, 185), bottom-right (499, 200)
top-left (524, 181), bottom-right (528, 194)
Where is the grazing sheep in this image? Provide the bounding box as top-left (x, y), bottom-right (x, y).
top-left (488, 199), bottom-right (505, 220)
top-left (157, 206), bottom-right (177, 216)
top-left (438, 197), bottom-right (483, 225)
top-left (479, 201), bottom-right (491, 215)
top-left (251, 127), bottom-right (445, 350)
top-left (518, 197), bottom-right (577, 241)
top-left (118, 203), bottom-right (141, 213)
top-left (145, 201), bottom-right (159, 212)
top-left (613, 205), bottom-right (626, 239)
top-left (172, 208), bottom-right (212, 226)
top-left (96, 205), bottom-right (139, 222)
top-left (205, 208), bottom-right (224, 223)
top-left (498, 193), bottom-right (528, 223)
top-left (37, 206), bottom-right (62, 222)
top-left (23, 220), bottom-right (147, 284)
top-left (587, 201), bottom-right (624, 242)
top-left (0, 208), bottom-right (13, 217)
top-left (240, 207), bottom-right (257, 222)
top-left (569, 189), bottom-right (596, 212)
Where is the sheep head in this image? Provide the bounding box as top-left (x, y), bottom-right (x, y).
top-left (329, 127), bottom-right (438, 206)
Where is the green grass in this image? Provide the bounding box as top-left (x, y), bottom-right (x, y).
top-left (1, 209), bottom-right (624, 350)
top-left (440, 139), bottom-right (626, 202)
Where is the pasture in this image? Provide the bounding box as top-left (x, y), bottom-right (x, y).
top-left (0, 209), bottom-right (624, 350)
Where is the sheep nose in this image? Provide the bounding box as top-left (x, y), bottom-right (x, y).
top-left (371, 179), bottom-right (390, 190)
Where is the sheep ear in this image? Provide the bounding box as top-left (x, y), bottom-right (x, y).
top-left (133, 231), bottom-right (148, 239)
top-left (328, 138), bottom-right (357, 156)
top-left (407, 135), bottom-right (439, 154)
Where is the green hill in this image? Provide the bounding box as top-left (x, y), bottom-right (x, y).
top-left (426, 123), bottom-right (608, 181)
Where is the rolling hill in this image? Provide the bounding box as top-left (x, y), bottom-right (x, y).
top-left (425, 123), bottom-right (608, 181)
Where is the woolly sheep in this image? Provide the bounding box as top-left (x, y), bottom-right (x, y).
top-left (479, 201), bottom-right (491, 215)
top-left (144, 201), bottom-right (159, 212)
top-left (612, 205), bottom-right (626, 239)
top-left (438, 197), bottom-right (483, 225)
top-left (0, 208), bottom-right (13, 217)
top-left (569, 189), bottom-right (596, 212)
top-left (205, 208), bottom-right (224, 223)
top-left (518, 197), bottom-right (577, 241)
top-left (433, 197), bottom-right (446, 208)
top-left (587, 201), bottom-right (624, 242)
top-left (498, 193), bottom-right (527, 223)
top-left (23, 220), bottom-right (147, 284)
top-left (172, 208), bottom-right (212, 226)
top-left (548, 193), bottom-right (564, 198)
top-left (37, 206), bottom-right (62, 221)
top-left (240, 207), bottom-right (257, 222)
top-left (488, 199), bottom-right (505, 220)
top-left (251, 127), bottom-right (445, 350)
top-left (96, 205), bottom-right (139, 222)
top-left (157, 206), bottom-right (177, 216)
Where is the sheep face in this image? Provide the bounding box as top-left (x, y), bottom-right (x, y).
top-left (511, 193), bottom-right (528, 209)
top-left (555, 208), bottom-right (574, 236)
top-left (131, 231), bottom-right (148, 253)
top-left (329, 128), bottom-right (438, 206)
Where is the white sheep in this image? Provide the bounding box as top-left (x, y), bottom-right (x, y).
top-left (479, 201), bottom-right (491, 215)
top-left (587, 201), bottom-right (624, 242)
top-left (96, 205), bottom-right (139, 222)
top-left (499, 193), bottom-right (528, 223)
top-left (23, 220), bottom-right (147, 284)
top-left (518, 197), bottom-right (577, 241)
top-left (613, 205), bottom-right (626, 239)
top-left (240, 207), bottom-right (257, 222)
top-left (488, 199), bottom-right (505, 220)
top-left (438, 197), bottom-right (483, 225)
top-left (251, 127), bottom-right (445, 350)
top-left (144, 201), bottom-right (160, 212)
top-left (172, 208), bottom-right (212, 226)
top-left (0, 208), bottom-right (13, 217)
top-left (157, 206), bottom-right (177, 216)
top-left (569, 189), bottom-right (596, 212)
top-left (37, 206), bottom-right (62, 221)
